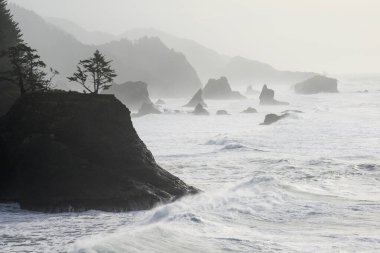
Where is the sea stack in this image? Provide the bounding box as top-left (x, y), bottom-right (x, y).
top-left (259, 85), bottom-right (289, 105)
top-left (216, 110), bottom-right (229, 115)
top-left (192, 103), bottom-right (209, 115)
top-left (294, 75), bottom-right (338, 94)
top-left (260, 113), bottom-right (289, 125)
top-left (203, 77), bottom-right (246, 100)
top-left (241, 107), bottom-right (258, 113)
top-left (0, 92), bottom-right (197, 212)
top-left (102, 81), bottom-right (152, 111)
top-left (132, 102), bottom-right (161, 118)
top-left (184, 89), bottom-right (207, 108)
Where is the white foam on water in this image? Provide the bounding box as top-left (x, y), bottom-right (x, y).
top-left (1, 80), bottom-right (380, 252)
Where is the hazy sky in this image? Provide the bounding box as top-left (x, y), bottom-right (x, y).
top-left (8, 0), bottom-right (380, 74)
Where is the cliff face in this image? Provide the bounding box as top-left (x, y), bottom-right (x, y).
top-left (121, 29), bottom-right (316, 85)
top-left (99, 37), bottom-right (202, 98)
top-left (121, 28), bottom-right (230, 84)
top-left (0, 81), bottom-right (19, 116)
top-left (0, 92), bottom-right (197, 212)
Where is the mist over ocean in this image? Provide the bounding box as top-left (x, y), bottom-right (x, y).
top-left (1, 0), bottom-right (380, 252)
top-left (1, 78), bottom-right (379, 253)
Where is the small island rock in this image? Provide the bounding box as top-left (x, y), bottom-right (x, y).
top-left (132, 102), bottom-right (161, 118)
top-left (103, 81), bottom-right (152, 111)
top-left (216, 110), bottom-right (229, 115)
top-left (184, 89), bottom-right (207, 108)
top-left (242, 107), bottom-right (258, 113)
top-left (192, 103), bottom-right (209, 115)
top-left (259, 85), bottom-right (289, 105)
top-left (203, 77), bottom-right (246, 100)
top-left (260, 113), bottom-right (290, 125)
top-left (294, 75), bottom-right (338, 94)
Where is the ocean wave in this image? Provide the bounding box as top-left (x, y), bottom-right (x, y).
top-left (70, 224), bottom-right (219, 253)
top-left (206, 135), bottom-right (265, 152)
top-left (221, 143), bottom-right (247, 150)
top-left (205, 135), bottom-right (239, 146)
top-left (357, 163), bottom-right (380, 171)
top-left (68, 171), bottom-right (380, 253)
top-left (159, 151), bottom-right (218, 159)
top-left (70, 177), bottom-right (292, 252)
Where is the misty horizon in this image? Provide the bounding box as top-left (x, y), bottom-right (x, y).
top-left (7, 0), bottom-right (380, 75)
top-left (1, 1), bottom-right (380, 252)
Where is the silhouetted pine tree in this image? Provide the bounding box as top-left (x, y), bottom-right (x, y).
top-left (1, 42), bottom-right (58, 94)
top-left (0, 0), bottom-right (22, 69)
top-left (68, 50), bottom-right (117, 94)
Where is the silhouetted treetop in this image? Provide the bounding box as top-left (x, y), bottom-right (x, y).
top-left (0, 42), bottom-right (58, 94)
top-left (67, 50), bottom-right (117, 94)
top-left (0, 0), bottom-right (22, 69)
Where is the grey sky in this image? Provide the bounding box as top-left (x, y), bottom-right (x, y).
top-left (8, 0), bottom-right (380, 74)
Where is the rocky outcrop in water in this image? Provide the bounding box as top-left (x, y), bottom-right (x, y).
top-left (259, 85), bottom-right (289, 105)
top-left (294, 75), bottom-right (338, 94)
top-left (203, 77), bottom-right (245, 100)
top-left (132, 103), bottom-right (161, 118)
top-left (260, 113), bottom-right (289, 125)
top-left (241, 107), bottom-right (257, 113)
top-left (102, 81), bottom-right (152, 111)
top-left (216, 110), bottom-right (229, 115)
top-left (184, 89), bottom-right (207, 108)
top-left (192, 103), bottom-right (209, 115)
top-left (0, 92), bottom-right (197, 212)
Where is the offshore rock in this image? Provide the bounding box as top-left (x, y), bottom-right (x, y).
top-left (203, 77), bottom-right (245, 100)
top-left (241, 107), bottom-right (258, 113)
top-left (184, 89), bottom-right (207, 108)
top-left (294, 75), bottom-right (338, 94)
top-left (102, 81), bottom-right (152, 111)
top-left (260, 113), bottom-right (290, 125)
top-left (216, 110), bottom-right (229, 115)
top-left (132, 102), bottom-right (161, 118)
top-left (259, 85), bottom-right (289, 105)
top-left (192, 103), bottom-right (209, 115)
